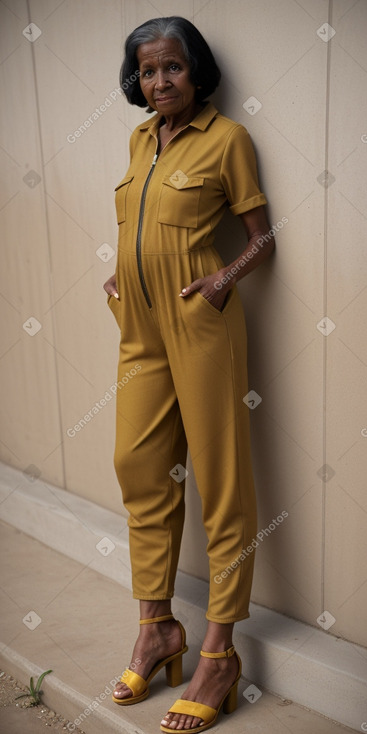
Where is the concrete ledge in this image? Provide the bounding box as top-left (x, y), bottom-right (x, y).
top-left (0, 461), bottom-right (365, 731)
top-left (0, 645), bottom-right (145, 734)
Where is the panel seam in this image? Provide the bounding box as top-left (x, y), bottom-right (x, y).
top-left (321, 0), bottom-right (334, 614)
top-left (26, 0), bottom-right (67, 489)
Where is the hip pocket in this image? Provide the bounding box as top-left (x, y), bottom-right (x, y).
top-left (195, 287), bottom-right (236, 317)
top-left (107, 293), bottom-right (121, 327)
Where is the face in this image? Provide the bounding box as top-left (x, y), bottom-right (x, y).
top-left (136, 37), bottom-right (197, 116)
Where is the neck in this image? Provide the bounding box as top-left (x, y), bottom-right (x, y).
top-left (160, 102), bottom-right (204, 132)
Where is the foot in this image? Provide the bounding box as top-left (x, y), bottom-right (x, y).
top-left (113, 618), bottom-right (183, 700)
top-left (160, 650), bottom-right (239, 730)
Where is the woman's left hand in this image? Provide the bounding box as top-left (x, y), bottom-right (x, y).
top-left (179, 272), bottom-right (230, 311)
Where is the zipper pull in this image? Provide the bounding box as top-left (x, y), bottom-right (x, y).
top-left (152, 153), bottom-right (158, 166)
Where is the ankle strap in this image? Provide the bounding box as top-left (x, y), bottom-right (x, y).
top-left (139, 613), bottom-right (174, 625)
top-left (200, 645), bottom-right (235, 659)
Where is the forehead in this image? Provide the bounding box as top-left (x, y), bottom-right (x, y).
top-left (136, 37), bottom-right (185, 65)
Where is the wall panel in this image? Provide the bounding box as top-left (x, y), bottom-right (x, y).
top-left (0, 0), bottom-right (366, 647)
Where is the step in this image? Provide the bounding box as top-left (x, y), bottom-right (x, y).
top-left (0, 461), bottom-right (365, 732)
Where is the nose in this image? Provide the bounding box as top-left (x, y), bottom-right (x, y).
top-left (154, 69), bottom-right (171, 91)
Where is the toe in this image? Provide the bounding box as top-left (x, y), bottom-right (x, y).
top-left (113, 683), bottom-right (132, 699)
top-left (190, 717), bottom-right (203, 729)
top-left (165, 718), bottom-right (178, 729)
top-left (161, 712), bottom-right (174, 727)
top-left (161, 712), bottom-right (205, 731)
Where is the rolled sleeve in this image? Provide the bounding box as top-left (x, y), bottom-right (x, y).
top-left (220, 125), bottom-right (267, 215)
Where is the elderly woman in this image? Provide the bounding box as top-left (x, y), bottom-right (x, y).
top-left (103, 16), bottom-right (274, 734)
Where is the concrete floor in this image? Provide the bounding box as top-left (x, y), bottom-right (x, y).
top-left (0, 520), bottom-right (357, 734)
top-left (0, 705), bottom-right (78, 734)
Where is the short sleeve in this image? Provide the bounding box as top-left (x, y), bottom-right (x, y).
top-left (220, 125), bottom-right (267, 216)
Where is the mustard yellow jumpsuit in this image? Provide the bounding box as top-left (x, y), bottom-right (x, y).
top-left (107, 102), bottom-right (267, 623)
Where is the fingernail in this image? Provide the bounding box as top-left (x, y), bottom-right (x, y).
top-left (182, 288), bottom-right (187, 293)
top-left (113, 293), bottom-right (119, 299)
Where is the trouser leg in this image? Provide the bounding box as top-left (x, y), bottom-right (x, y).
top-left (153, 250), bottom-right (257, 622)
top-left (112, 266), bottom-right (187, 599)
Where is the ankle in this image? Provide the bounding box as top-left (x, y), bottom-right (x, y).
top-left (144, 618), bottom-right (179, 643)
top-left (139, 600), bottom-right (172, 620)
top-left (137, 617), bottom-right (180, 646)
top-left (201, 644), bottom-right (233, 654)
top-left (201, 621), bottom-right (234, 654)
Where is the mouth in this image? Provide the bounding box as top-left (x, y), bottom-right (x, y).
top-left (154, 96), bottom-right (177, 103)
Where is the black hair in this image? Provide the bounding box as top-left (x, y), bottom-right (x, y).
top-left (120, 16), bottom-right (221, 112)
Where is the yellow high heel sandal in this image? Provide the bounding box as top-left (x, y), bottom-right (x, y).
top-left (112, 613), bottom-right (188, 706)
top-left (160, 645), bottom-right (241, 734)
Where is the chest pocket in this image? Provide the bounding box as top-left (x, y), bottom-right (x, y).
top-left (157, 175), bottom-right (204, 228)
top-left (114, 176), bottom-right (134, 224)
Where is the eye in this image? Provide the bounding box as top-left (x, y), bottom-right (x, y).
top-left (141, 68), bottom-right (153, 78)
top-left (169, 63), bottom-right (181, 72)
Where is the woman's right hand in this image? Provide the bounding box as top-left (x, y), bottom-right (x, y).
top-left (103, 274), bottom-right (119, 299)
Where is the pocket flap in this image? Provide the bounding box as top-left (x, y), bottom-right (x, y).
top-left (162, 175), bottom-right (204, 191)
top-left (115, 176), bottom-right (134, 224)
top-left (114, 175), bottom-right (134, 192)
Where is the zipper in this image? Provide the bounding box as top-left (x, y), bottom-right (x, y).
top-left (136, 152), bottom-right (158, 308)
top-left (136, 124), bottom-right (191, 308)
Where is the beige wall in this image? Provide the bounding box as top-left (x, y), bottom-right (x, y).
top-left (1, 0), bottom-right (366, 647)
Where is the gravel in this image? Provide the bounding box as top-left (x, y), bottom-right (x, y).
top-left (0, 669), bottom-right (86, 733)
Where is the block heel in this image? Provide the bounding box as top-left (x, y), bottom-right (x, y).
top-left (165, 654), bottom-right (183, 687)
top-left (222, 679), bottom-right (238, 714)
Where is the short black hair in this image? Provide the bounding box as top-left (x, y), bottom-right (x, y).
top-left (120, 16), bottom-right (221, 112)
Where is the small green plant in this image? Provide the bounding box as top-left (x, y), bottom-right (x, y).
top-left (15, 669), bottom-right (52, 706)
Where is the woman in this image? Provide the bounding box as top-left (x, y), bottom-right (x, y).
top-left (103, 16), bottom-right (274, 734)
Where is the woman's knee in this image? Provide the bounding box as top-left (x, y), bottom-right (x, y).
top-left (113, 440), bottom-right (138, 482)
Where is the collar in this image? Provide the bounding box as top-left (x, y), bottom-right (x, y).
top-left (137, 101), bottom-right (218, 136)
